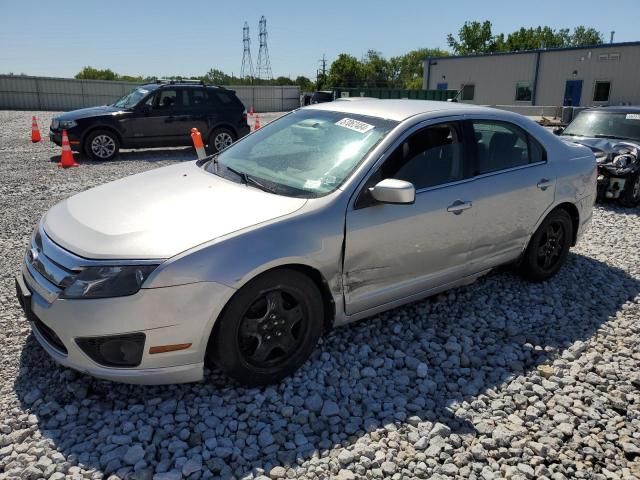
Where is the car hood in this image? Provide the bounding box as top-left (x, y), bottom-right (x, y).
top-left (55, 105), bottom-right (123, 121)
top-left (561, 135), bottom-right (640, 154)
top-left (43, 162), bottom-right (307, 260)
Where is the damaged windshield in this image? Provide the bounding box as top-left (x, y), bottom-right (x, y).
top-left (203, 109), bottom-right (397, 197)
top-left (563, 112), bottom-right (640, 142)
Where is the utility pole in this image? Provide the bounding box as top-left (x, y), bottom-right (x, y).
top-left (317, 54), bottom-right (327, 89)
top-left (610, 31), bottom-right (615, 44)
top-left (256, 16), bottom-right (273, 80)
top-left (240, 22), bottom-right (254, 82)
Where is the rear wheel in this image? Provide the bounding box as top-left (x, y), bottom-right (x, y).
top-left (619, 174), bottom-right (640, 207)
top-left (84, 130), bottom-right (119, 161)
top-left (208, 269), bottom-right (324, 386)
top-left (519, 209), bottom-right (573, 282)
top-left (207, 128), bottom-right (236, 154)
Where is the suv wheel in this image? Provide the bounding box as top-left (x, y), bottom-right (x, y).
top-left (208, 128), bottom-right (236, 154)
top-left (85, 130), bottom-right (119, 161)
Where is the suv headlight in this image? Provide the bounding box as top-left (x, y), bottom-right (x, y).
top-left (60, 265), bottom-right (158, 299)
top-left (58, 120), bottom-right (78, 129)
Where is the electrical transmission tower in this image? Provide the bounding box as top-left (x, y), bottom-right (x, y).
top-left (240, 22), bottom-right (254, 81)
top-left (255, 16), bottom-right (273, 80)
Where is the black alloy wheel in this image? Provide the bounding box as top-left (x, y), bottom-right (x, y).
top-left (519, 209), bottom-right (573, 282)
top-left (208, 269), bottom-right (324, 386)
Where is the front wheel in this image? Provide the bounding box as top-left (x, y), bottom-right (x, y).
top-left (519, 209), bottom-right (573, 282)
top-left (208, 269), bottom-right (324, 386)
top-left (619, 174), bottom-right (640, 207)
top-left (207, 128), bottom-right (236, 154)
top-left (84, 130), bottom-right (119, 161)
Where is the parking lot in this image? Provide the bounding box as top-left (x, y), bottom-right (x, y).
top-left (1, 109), bottom-right (640, 479)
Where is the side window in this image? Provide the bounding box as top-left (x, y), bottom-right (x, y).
top-left (212, 91), bottom-right (234, 106)
top-left (156, 89), bottom-right (177, 110)
top-left (380, 122), bottom-right (466, 190)
top-left (472, 120), bottom-right (545, 175)
top-left (179, 88), bottom-right (212, 110)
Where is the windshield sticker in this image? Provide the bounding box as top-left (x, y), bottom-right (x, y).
top-left (626, 114), bottom-right (640, 120)
top-left (303, 179), bottom-right (322, 189)
top-left (335, 118), bottom-right (375, 133)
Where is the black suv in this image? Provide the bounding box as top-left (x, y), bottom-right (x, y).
top-left (49, 80), bottom-right (250, 160)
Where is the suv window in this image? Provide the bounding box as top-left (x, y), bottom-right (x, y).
top-left (472, 120), bottom-right (545, 174)
top-left (155, 89), bottom-right (178, 110)
top-left (380, 122), bottom-right (466, 190)
top-left (182, 88), bottom-right (213, 110)
top-left (210, 90), bottom-right (236, 107)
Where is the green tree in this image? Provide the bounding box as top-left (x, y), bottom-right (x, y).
top-left (327, 54), bottom-right (363, 88)
top-left (295, 75), bottom-right (314, 92)
top-left (361, 50), bottom-right (390, 88)
top-left (391, 48), bottom-right (449, 89)
top-left (569, 26), bottom-right (603, 46)
top-left (75, 66), bottom-right (119, 81)
top-left (447, 21), bottom-right (497, 55)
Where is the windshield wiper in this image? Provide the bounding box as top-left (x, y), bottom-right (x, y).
top-left (223, 165), bottom-right (276, 194)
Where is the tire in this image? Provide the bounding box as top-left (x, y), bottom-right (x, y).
top-left (207, 128), bottom-right (236, 154)
top-left (619, 174), bottom-right (640, 207)
top-left (84, 129), bottom-right (119, 161)
top-left (519, 208), bottom-right (573, 282)
top-left (208, 269), bottom-right (324, 386)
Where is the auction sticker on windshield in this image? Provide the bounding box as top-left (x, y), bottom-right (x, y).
top-left (626, 114), bottom-right (640, 120)
top-left (335, 118), bottom-right (375, 133)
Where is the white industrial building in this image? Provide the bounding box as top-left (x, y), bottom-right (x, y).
top-left (423, 41), bottom-right (640, 107)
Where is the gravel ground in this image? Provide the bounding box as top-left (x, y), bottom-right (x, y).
top-left (1, 110), bottom-right (640, 480)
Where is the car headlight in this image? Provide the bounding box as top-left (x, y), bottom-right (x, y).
top-left (613, 155), bottom-right (629, 168)
top-left (58, 120), bottom-right (78, 129)
top-left (60, 265), bottom-right (158, 299)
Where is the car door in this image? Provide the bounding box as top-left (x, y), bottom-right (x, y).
top-left (131, 88), bottom-right (186, 145)
top-left (464, 118), bottom-right (555, 273)
top-left (343, 119), bottom-right (476, 315)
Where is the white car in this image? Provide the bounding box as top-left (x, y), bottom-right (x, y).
top-left (16, 100), bottom-right (596, 386)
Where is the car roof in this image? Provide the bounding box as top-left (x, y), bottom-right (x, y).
top-left (305, 99), bottom-right (496, 121)
top-left (586, 105), bottom-right (640, 114)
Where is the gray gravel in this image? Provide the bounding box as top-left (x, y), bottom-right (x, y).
top-left (1, 110), bottom-right (640, 479)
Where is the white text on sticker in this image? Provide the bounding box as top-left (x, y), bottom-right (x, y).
top-left (626, 114), bottom-right (640, 120)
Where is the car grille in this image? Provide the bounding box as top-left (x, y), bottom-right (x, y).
top-left (33, 316), bottom-right (68, 355)
top-left (25, 228), bottom-right (77, 290)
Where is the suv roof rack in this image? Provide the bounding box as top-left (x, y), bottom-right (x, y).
top-left (153, 79), bottom-right (206, 86)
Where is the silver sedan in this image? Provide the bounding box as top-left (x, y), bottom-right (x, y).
top-left (16, 100), bottom-right (597, 386)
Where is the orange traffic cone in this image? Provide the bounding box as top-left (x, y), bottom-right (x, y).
top-left (249, 105), bottom-right (254, 116)
top-left (254, 114), bottom-right (261, 131)
top-left (191, 128), bottom-right (206, 159)
top-left (31, 116), bottom-right (41, 143)
top-left (58, 130), bottom-right (79, 168)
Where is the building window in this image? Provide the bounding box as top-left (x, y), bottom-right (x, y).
top-left (593, 81), bottom-right (611, 102)
top-left (461, 84), bottom-right (475, 101)
top-left (598, 54), bottom-right (609, 61)
top-left (515, 82), bottom-right (532, 102)
top-left (609, 53), bottom-right (620, 61)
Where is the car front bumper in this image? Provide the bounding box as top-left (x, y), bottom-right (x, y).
top-left (49, 129), bottom-right (82, 149)
top-left (16, 256), bottom-right (235, 385)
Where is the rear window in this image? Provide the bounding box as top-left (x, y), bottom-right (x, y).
top-left (209, 89), bottom-right (242, 108)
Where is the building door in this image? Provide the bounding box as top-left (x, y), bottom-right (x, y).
top-left (563, 80), bottom-right (583, 106)
top-left (437, 82), bottom-right (448, 90)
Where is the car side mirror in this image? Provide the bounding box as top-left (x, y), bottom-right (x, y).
top-left (553, 127), bottom-right (564, 135)
top-left (369, 178), bottom-right (415, 205)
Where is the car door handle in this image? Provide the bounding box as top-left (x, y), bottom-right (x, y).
top-left (447, 200), bottom-right (473, 215)
top-left (537, 179), bottom-right (553, 191)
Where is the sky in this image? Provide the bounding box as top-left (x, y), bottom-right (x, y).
top-left (1, 0), bottom-right (639, 81)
